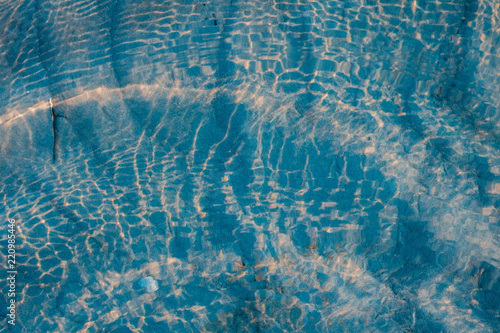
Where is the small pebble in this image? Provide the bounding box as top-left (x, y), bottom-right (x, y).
top-left (139, 276), bottom-right (159, 293)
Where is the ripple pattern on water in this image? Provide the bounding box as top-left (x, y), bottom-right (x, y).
top-left (1, 0), bottom-right (500, 332)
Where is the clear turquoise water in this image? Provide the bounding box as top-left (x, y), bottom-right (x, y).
top-left (1, 0), bottom-right (499, 332)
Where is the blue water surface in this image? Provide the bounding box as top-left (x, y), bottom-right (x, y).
top-left (0, 0), bottom-right (499, 332)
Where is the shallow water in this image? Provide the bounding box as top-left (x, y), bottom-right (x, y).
top-left (0, 0), bottom-right (499, 332)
